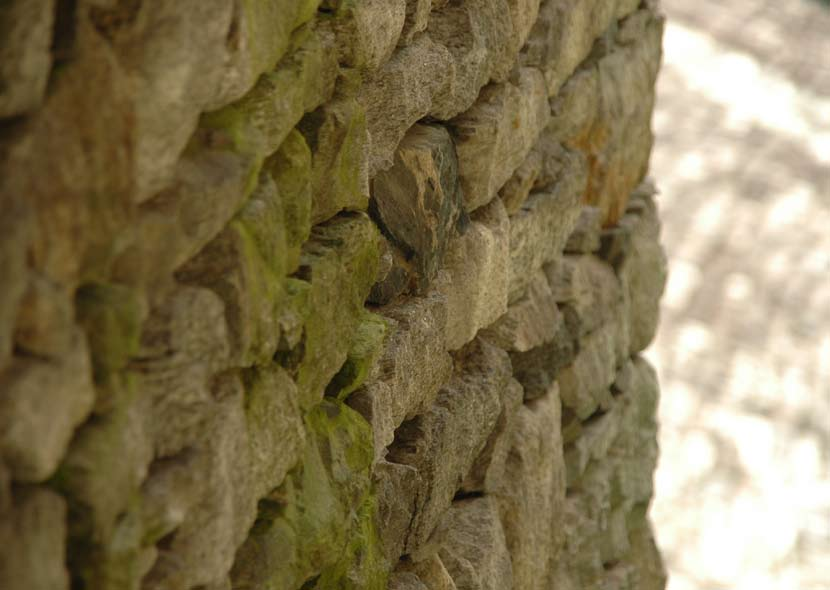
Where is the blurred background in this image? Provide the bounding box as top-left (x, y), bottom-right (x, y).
top-left (647, 1), bottom-right (830, 589)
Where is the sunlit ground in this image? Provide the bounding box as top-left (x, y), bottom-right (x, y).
top-left (647, 1), bottom-right (830, 589)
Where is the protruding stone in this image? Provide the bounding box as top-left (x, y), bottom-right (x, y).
top-left (375, 460), bottom-right (421, 564)
top-left (13, 274), bottom-right (74, 359)
top-left (368, 238), bottom-right (412, 305)
top-left (0, 0), bottom-right (54, 118)
top-left (481, 270), bottom-right (562, 353)
top-left (299, 97), bottom-right (370, 224)
top-left (509, 321), bottom-right (577, 401)
top-left (440, 199), bottom-right (510, 351)
top-left (450, 68), bottom-right (550, 211)
top-left (499, 150), bottom-right (543, 215)
top-left (509, 162), bottom-right (585, 302)
top-left (558, 320), bottom-right (621, 419)
top-left (0, 487), bottom-right (69, 590)
top-left (565, 206), bottom-right (603, 253)
top-left (349, 290), bottom-right (452, 461)
top-left (388, 339), bottom-right (513, 554)
top-left (372, 124), bottom-right (464, 291)
top-left (439, 497), bottom-right (513, 590)
top-left (399, 0), bottom-right (433, 46)
top-left (330, 0), bottom-right (407, 70)
top-left (494, 386), bottom-right (566, 590)
top-left (398, 554), bottom-right (458, 590)
top-left (0, 333), bottom-right (95, 482)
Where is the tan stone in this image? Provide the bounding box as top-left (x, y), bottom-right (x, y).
top-left (0, 487), bottom-right (69, 590)
top-left (450, 68), bottom-right (551, 211)
top-left (349, 290), bottom-right (452, 461)
top-left (439, 497), bottom-right (513, 590)
top-left (0, 332), bottom-right (95, 482)
top-left (332, 0), bottom-right (407, 70)
top-left (439, 199), bottom-right (510, 351)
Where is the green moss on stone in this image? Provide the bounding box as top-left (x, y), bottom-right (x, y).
top-left (326, 311), bottom-right (388, 400)
top-left (230, 398), bottom-right (385, 590)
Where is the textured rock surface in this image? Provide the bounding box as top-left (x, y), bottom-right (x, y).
top-left (0, 1), bottom-right (667, 588)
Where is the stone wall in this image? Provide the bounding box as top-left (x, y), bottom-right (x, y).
top-left (0, 1), bottom-right (668, 589)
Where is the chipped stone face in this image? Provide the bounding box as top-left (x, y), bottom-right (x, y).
top-left (0, 0), bottom-right (666, 587)
top-left (450, 68), bottom-right (551, 212)
top-left (372, 124), bottom-right (463, 291)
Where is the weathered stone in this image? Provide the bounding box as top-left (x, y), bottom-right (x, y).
top-left (480, 270), bottom-right (562, 353)
top-left (230, 399), bottom-right (385, 590)
top-left (212, 0), bottom-right (321, 107)
top-left (266, 129), bottom-right (314, 274)
top-left (450, 68), bottom-right (550, 211)
top-left (558, 320), bottom-right (621, 419)
top-left (564, 395), bottom-right (625, 486)
top-left (300, 98), bottom-right (371, 224)
top-left (547, 7), bottom-right (664, 225)
top-left (388, 339), bottom-right (513, 554)
top-left (439, 199), bottom-right (510, 351)
top-left (388, 571), bottom-right (429, 590)
top-left (244, 366), bottom-right (306, 496)
top-left (174, 175), bottom-right (288, 367)
top-left (0, 195), bottom-right (30, 369)
top-left (0, 0), bottom-right (54, 118)
top-left (0, 487), bottom-right (69, 590)
top-left (13, 273), bottom-right (74, 359)
top-left (326, 311), bottom-right (389, 399)
top-left (361, 35), bottom-right (454, 175)
top-left (132, 286), bottom-right (231, 458)
top-left (619, 188), bottom-right (667, 354)
top-left (399, 0), bottom-right (433, 46)
top-left (565, 206), bottom-right (603, 253)
top-left (349, 290), bottom-right (452, 461)
top-left (398, 554), bottom-right (458, 590)
top-left (508, 160), bottom-right (585, 302)
top-left (439, 497), bottom-right (513, 590)
top-left (509, 321), bottom-right (577, 400)
top-left (329, 0), bottom-right (407, 70)
top-left (0, 333), bottom-right (95, 482)
top-left (427, 0), bottom-right (514, 119)
top-left (372, 124), bottom-right (463, 291)
top-left (113, 146), bottom-right (261, 289)
top-left (375, 460), bottom-right (421, 564)
top-left (204, 24), bottom-right (338, 167)
top-left (289, 213), bottom-right (381, 408)
top-left (368, 238), bottom-right (412, 305)
top-left (499, 149), bottom-right (543, 215)
top-left (494, 386), bottom-right (566, 590)
top-left (520, 0), bottom-right (641, 96)
top-left (545, 254), bottom-right (625, 339)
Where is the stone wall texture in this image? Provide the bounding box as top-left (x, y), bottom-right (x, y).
top-left (0, 1), bottom-right (668, 589)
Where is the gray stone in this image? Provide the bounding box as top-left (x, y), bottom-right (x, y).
top-left (449, 68), bottom-right (550, 211)
top-left (499, 150), bottom-right (543, 215)
top-left (494, 386), bottom-right (566, 590)
top-left (0, 331), bottom-right (95, 482)
top-left (361, 35), bottom-right (454, 175)
top-left (387, 339), bottom-right (513, 554)
top-left (439, 199), bottom-right (510, 351)
top-left (481, 270), bottom-right (562, 353)
top-left (372, 124), bottom-right (464, 291)
top-left (509, 321), bottom-right (577, 400)
top-left (299, 97), bottom-right (370, 224)
top-left (620, 188), bottom-right (667, 354)
top-left (0, 487), bottom-right (69, 590)
top-left (368, 237), bottom-right (412, 305)
top-left (0, 0), bottom-right (54, 118)
top-left (565, 206), bottom-right (603, 253)
top-left (375, 460), bottom-right (421, 564)
top-left (508, 161), bottom-right (585, 302)
top-left (439, 497), bottom-right (513, 590)
top-left (558, 320), bottom-right (621, 419)
top-left (349, 290), bottom-right (452, 461)
top-left (330, 0), bottom-right (407, 70)
top-left (400, 0), bottom-right (433, 46)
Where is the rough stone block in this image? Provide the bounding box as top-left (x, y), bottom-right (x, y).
top-left (481, 270), bottom-right (562, 353)
top-left (329, 0), bottom-right (407, 70)
top-left (499, 150), bottom-right (543, 215)
top-left (450, 68), bottom-right (550, 211)
top-left (0, 487), bottom-right (69, 590)
top-left (439, 199), bottom-right (510, 351)
top-left (508, 161), bottom-right (585, 302)
top-left (0, 0), bottom-right (54, 118)
top-left (397, 554), bottom-right (458, 590)
top-left (565, 206), bottom-right (603, 253)
top-left (13, 273), bottom-right (75, 359)
top-left (372, 124), bottom-right (464, 291)
top-left (558, 320), bottom-right (621, 419)
top-left (439, 497), bottom-right (514, 590)
top-left (494, 386), bottom-right (566, 590)
top-left (349, 290), bottom-right (452, 461)
top-left (399, 0), bottom-right (433, 46)
top-left (0, 333), bottom-right (95, 482)
top-left (387, 339), bottom-right (513, 554)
